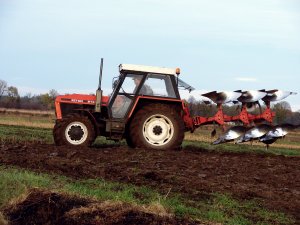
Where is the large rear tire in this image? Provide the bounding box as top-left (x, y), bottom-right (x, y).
top-left (125, 135), bottom-right (136, 148)
top-left (53, 114), bottom-right (95, 146)
top-left (129, 104), bottom-right (184, 150)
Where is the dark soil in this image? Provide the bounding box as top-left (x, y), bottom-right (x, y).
top-left (4, 189), bottom-right (199, 225)
top-left (1, 143), bottom-right (300, 222)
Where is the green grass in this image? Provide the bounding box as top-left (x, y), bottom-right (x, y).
top-left (0, 124), bottom-right (53, 144)
top-left (0, 166), bottom-right (53, 206)
top-left (0, 166), bottom-right (295, 224)
top-left (197, 193), bottom-right (295, 225)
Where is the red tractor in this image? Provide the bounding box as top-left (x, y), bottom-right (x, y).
top-left (54, 60), bottom-right (292, 149)
top-left (54, 59), bottom-right (195, 149)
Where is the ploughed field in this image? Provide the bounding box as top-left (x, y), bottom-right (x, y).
top-left (1, 142), bottom-right (299, 222)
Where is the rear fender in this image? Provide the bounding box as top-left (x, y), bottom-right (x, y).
top-left (128, 97), bottom-right (182, 118)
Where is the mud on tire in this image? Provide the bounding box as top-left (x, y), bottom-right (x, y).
top-left (129, 104), bottom-right (184, 150)
top-left (53, 114), bottom-right (95, 146)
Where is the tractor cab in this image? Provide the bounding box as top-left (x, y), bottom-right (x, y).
top-left (107, 64), bottom-right (183, 119)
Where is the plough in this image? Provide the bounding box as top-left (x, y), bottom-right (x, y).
top-left (195, 89), bottom-right (298, 147)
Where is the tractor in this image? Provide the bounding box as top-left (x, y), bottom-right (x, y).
top-left (53, 59), bottom-right (296, 149)
top-left (54, 59), bottom-right (195, 149)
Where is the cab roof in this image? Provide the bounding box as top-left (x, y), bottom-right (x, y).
top-left (119, 64), bottom-right (178, 75)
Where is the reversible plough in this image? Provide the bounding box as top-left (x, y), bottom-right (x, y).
top-left (193, 89), bottom-right (298, 147)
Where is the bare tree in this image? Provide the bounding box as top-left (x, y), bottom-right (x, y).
top-left (0, 79), bottom-right (7, 99)
top-left (49, 89), bottom-right (59, 99)
top-left (7, 86), bottom-right (19, 98)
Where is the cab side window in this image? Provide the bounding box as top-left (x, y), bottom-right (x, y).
top-left (143, 74), bottom-right (176, 98)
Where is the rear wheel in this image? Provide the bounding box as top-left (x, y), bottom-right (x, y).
top-left (129, 104), bottom-right (184, 150)
top-left (125, 135), bottom-right (136, 148)
top-left (53, 114), bottom-right (95, 146)
top-left (125, 124), bottom-right (136, 148)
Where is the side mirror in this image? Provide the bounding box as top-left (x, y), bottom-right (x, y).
top-left (112, 77), bottom-right (118, 89)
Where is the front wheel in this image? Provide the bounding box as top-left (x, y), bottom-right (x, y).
top-left (53, 114), bottom-right (95, 146)
top-left (129, 104), bottom-right (185, 150)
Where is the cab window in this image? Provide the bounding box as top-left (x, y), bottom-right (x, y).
top-left (143, 74), bottom-right (176, 98)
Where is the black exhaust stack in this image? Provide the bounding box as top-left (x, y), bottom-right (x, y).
top-left (95, 58), bottom-right (103, 112)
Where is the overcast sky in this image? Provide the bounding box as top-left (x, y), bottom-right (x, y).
top-left (1, 0), bottom-right (299, 110)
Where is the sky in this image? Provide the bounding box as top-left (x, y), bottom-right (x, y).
top-left (0, 0), bottom-right (300, 111)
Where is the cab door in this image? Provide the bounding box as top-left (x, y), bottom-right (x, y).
top-left (109, 73), bottom-right (145, 119)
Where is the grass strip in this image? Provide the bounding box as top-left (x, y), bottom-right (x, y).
top-left (183, 140), bottom-right (300, 156)
top-left (0, 113), bottom-right (54, 128)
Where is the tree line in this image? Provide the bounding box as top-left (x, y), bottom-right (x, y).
top-left (1, 79), bottom-right (299, 124)
top-left (0, 79), bottom-right (58, 110)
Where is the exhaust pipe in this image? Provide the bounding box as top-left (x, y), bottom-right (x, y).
top-left (95, 58), bottom-right (103, 112)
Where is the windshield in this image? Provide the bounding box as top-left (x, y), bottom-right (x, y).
top-left (177, 78), bottom-right (195, 92)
